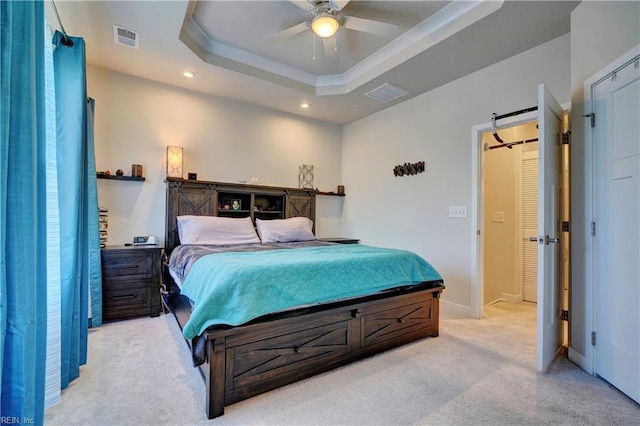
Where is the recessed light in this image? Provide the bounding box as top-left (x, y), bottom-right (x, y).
top-left (300, 102), bottom-right (310, 109)
top-left (182, 71), bottom-right (195, 78)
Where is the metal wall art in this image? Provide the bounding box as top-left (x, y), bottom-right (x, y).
top-left (393, 161), bottom-right (425, 177)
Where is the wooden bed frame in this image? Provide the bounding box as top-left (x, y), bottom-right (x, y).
top-left (164, 178), bottom-right (445, 419)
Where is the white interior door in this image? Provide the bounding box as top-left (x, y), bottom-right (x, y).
top-left (522, 150), bottom-right (538, 302)
top-left (593, 56), bottom-right (640, 403)
top-left (536, 84), bottom-right (564, 372)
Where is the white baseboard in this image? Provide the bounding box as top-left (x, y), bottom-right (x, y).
top-left (501, 292), bottom-right (523, 302)
top-left (486, 298), bottom-right (502, 306)
top-left (486, 294), bottom-right (522, 306)
top-left (440, 300), bottom-right (471, 318)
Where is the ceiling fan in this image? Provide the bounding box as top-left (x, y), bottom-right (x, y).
top-left (265, 0), bottom-right (399, 63)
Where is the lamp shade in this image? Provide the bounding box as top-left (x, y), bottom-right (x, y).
top-left (311, 13), bottom-right (339, 38)
top-left (166, 146), bottom-right (183, 178)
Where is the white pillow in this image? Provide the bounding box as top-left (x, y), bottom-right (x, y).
top-left (255, 217), bottom-right (316, 243)
top-left (177, 215), bottom-right (260, 245)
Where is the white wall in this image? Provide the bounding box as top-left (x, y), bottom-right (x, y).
top-left (88, 67), bottom-right (344, 246)
top-left (569, 1), bottom-right (640, 359)
top-left (342, 34), bottom-right (570, 313)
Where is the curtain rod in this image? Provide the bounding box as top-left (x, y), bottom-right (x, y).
top-left (50, 0), bottom-right (73, 46)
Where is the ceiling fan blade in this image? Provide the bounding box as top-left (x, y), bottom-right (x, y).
top-left (288, 0), bottom-right (313, 10)
top-left (264, 22), bottom-right (310, 43)
top-left (342, 16), bottom-right (398, 37)
top-left (333, 0), bottom-right (351, 10)
top-left (322, 36), bottom-right (339, 64)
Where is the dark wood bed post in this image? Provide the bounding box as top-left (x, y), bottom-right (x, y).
top-left (431, 289), bottom-right (441, 337)
top-left (206, 338), bottom-right (226, 419)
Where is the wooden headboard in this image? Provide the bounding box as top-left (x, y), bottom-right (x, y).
top-left (165, 178), bottom-right (316, 254)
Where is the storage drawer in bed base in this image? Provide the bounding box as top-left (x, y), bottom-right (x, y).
top-left (199, 284), bottom-right (444, 419)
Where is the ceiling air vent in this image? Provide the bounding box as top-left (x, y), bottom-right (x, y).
top-left (113, 25), bottom-right (139, 49)
top-left (364, 83), bottom-right (410, 103)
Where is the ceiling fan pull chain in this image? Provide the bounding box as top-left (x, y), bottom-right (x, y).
top-left (312, 33), bottom-right (316, 61)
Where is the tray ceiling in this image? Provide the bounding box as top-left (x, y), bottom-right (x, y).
top-left (180, 1), bottom-right (502, 95)
top-left (49, 1), bottom-right (579, 125)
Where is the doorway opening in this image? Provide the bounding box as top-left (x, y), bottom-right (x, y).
top-left (482, 121), bottom-right (539, 310)
top-left (471, 108), bottom-right (570, 347)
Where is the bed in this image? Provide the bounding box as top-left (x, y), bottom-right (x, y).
top-left (164, 179), bottom-right (445, 419)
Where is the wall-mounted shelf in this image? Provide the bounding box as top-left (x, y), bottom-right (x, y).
top-left (97, 174), bottom-right (145, 182)
top-left (315, 191), bottom-right (345, 197)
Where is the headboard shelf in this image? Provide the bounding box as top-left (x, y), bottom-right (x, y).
top-left (165, 177), bottom-right (316, 254)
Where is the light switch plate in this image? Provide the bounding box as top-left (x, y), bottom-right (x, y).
top-left (449, 206), bottom-right (467, 218)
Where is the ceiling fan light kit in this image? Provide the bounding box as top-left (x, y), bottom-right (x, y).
top-left (262, 0), bottom-right (401, 63)
top-left (311, 13), bottom-right (339, 38)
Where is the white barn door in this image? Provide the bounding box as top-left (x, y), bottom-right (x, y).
top-left (593, 55), bottom-right (640, 403)
top-left (536, 84), bottom-right (564, 372)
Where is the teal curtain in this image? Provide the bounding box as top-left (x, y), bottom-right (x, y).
top-left (1, 3), bottom-right (100, 418)
top-left (0, 1), bottom-right (48, 424)
top-left (52, 31), bottom-right (101, 389)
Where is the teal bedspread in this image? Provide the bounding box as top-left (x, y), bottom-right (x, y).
top-left (179, 244), bottom-right (442, 339)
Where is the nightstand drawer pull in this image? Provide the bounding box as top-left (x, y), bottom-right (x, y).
top-left (111, 294), bottom-right (138, 300)
top-left (111, 264), bottom-right (139, 270)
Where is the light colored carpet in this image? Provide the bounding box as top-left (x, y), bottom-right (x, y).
top-left (44, 302), bottom-right (639, 425)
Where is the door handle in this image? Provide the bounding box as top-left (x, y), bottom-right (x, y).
top-left (545, 235), bottom-right (561, 245)
top-left (529, 236), bottom-right (539, 242)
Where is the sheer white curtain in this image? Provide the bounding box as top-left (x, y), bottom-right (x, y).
top-left (44, 18), bottom-right (62, 409)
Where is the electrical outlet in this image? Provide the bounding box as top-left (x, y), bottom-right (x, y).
top-left (448, 206), bottom-right (467, 218)
top-left (493, 212), bottom-right (505, 223)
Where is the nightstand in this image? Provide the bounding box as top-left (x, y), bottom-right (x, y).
top-left (101, 245), bottom-right (162, 321)
top-left (320, 237), bottom-right (360, 244)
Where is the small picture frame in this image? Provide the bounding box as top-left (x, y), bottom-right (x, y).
top-left (231, 199), bottom-right (241, 210)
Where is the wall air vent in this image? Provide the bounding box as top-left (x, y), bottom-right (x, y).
top-left (113, 25), bottom-right (139, 49)
top-left (364, 83), bottom-right (410, 103)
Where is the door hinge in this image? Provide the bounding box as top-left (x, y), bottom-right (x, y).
top-left (562, 310), bottom-right (569, 321)
top-left (591, 222), bottom-right (596, 236)
top-left (562, 131), bottom-right (571, 145)
top-left (591, 331), bottom-right (596, 346)
top-left (561, 221), bottom-right (570, 232)
top-left (583, 112), bottom-right (595, 128)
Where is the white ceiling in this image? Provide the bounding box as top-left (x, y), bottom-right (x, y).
top-left (50, 1), bottom-right (579, 125)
